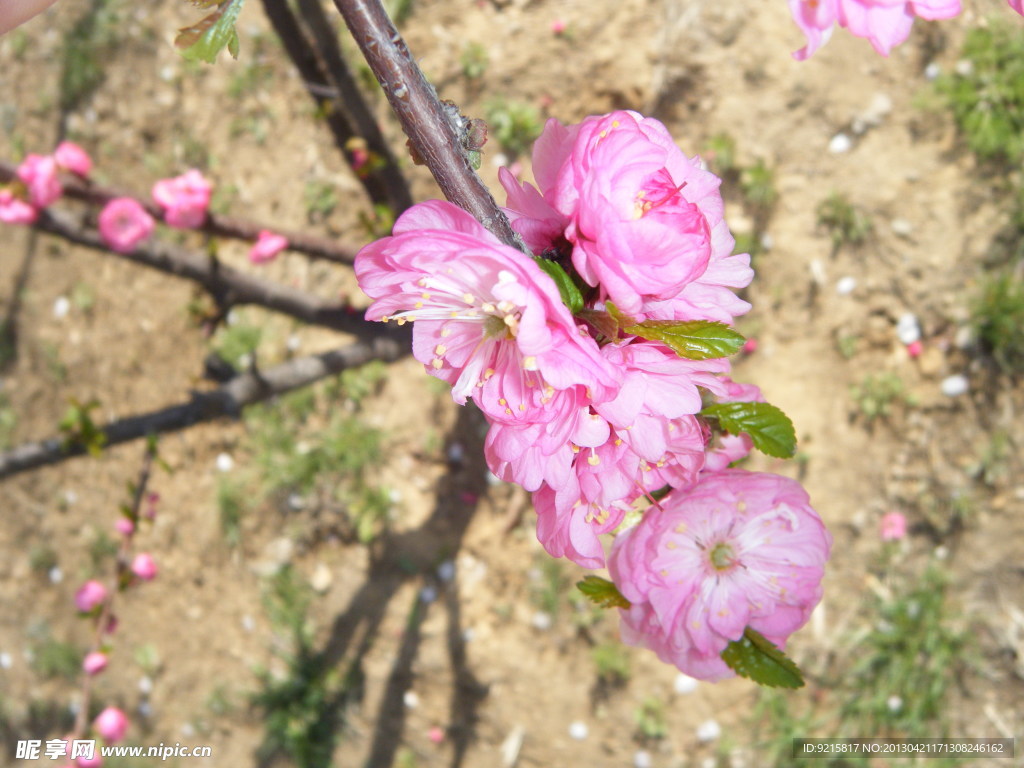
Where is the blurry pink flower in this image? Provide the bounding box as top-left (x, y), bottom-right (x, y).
top-left (114, 518), bottom-right (135, 537)
top-left (880, 511), bottom-right (907, 541)
top-left (906, 339), bottom-right (923, 358)
top-left (609, 470), bottom-right (831, 680)
top-left (428, 726), bottom-right (445, 744)
top-left (550, 18), bottom-right (567, 34)
top-left (1011, 0), bottom-right (1024, 14)
top-left (152, 169), bottom-right (212, 229)
top-left (17, 154), bottom-right (62, 207)
top-left (0, 189), bottom-right (38, 224)
top-left (355, 200), bottom-right (620, 424)
top-left (75, 753), bottom-right (102, 768)
top-left (249, 230), bottom-right (288, 264)
top-left (98, 198), bottom-right (154, 253)
top-left (93, 707), bottom-right (129, 743)
top-left (742, 337), bottom-right (758, 354)
top-left (54, 141), bottom-right (93, 177)
top-left (75, 580), bottom-right (108, 613)
top-left (82, 651), bottom-right (108, 676)
top-left (131, 553), bottom-right (158, 581)
top-left (144, 491), bottom-right (159, 519)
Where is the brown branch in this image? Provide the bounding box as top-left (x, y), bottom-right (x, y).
top-left (0, 335), bottom-right (409, 481)
top-left (333, 0), bottom-right (525, 252)
top-left (33, 206), bottom-right (387, 339)
top-left (0, 161), bottom-right (359, 265)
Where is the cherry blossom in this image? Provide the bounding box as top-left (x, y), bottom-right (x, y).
top-left (98, 198), bottom-right (155, 253)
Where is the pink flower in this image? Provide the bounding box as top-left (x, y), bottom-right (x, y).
top-left (609, 470), bottom-right (831, 680)
top-left (17, 154), bottom-right (61, 207)
top-left (144, 492), bottom-right (159, 519)
top-left (249, 230), bottom-right (288, 264)
top-left (114, 517), bottom-right (135, 537)
top-left (152, 169), bottom-right (212, 229)
top-left (75, 580), bottom-right (108, 613)
top-left (880, 511), bottom-right (907, 541)
top-left (82, 651), bottom-right (108, 676)
top-left (355, 200), bottom-right (620, 424)
top-left (54, 141), bottom-right (93, 177)
top-left (550, 18), bottom-right (567, 34)
top-left (98, 198), bottom-right (154, 253)
top-left (130, 553), bottom-right (158, 581)
top-left (93, 707), bottom-right (129, 743)
top-left (76, 754), bottom-right (102, 768)
top-left (906, 339), bottom-right (923, 358)
top-left (1011, 0), bottom-right (1024, 15)
top-left (0, 189), bottom-right (38, 224)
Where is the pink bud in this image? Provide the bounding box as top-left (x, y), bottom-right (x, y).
top-left (131, 553), bottom-right (158, 581)
top-left (550, 18), bottom-right (566, 34)
top-left (152, 169), bottom-right (212, 229)
top-left (742, 337), bottom-right (759, 354)
top-left (17, 154), bottom-right (62, 207)
top-left (104, 614), bottom-right (119, 635)
top-left (54, 141), bottom-right (93, 177)
top-left (428, 726), bottom-right (445, 744)
top-left (82, 651), bottom-right (109, 676)
top-left (93, 706), bottom-right (129, 743)
top-left (880, 511), bottom-right (907, 542)
top-left (114, 518), bottom-right (135, 537)
top-left (145, 492), bottom-right (159, 519)
top-left (76, 754), bottom-right (102, 768)
top-left (906, 340), bottom-right (923, 358)
top-left (75, 580), bottom-right (108, 612)
top-left (0, 189), bottom-right (38, 224)
top-left (98, 198), bottom-right (154, 253)
top-left (248, 230), bottom-right (288, 264)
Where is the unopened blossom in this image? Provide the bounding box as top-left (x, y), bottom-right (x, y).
top-left (131, 553), bottom-right (158, 581)
top-left (75, 580), bottom-right (108, 613)
top-left (355, 200), bottom-right (620, 424)
top-left (609, 470), bottom-right (831, 680)
top-left (248, 230), bottom-right (288, 264)
top-left (98, 198), bottom-right (154, 253)
top-left (82, 651), bottom-right (108, 676)
top-left (114, 517), bottom-right (135, 537)
top-left (17, 154), bottom-right (61, 208)
top-left (880, 511), bottom-right (907, 541)
top-left (93, 707), bottom-right (129, 743)
top-left (152, 169), bottom-right (212, 229)
top-left (0, 189), bottom-right (38, 224)
top-left (54, 141), bottom-right (93, 177)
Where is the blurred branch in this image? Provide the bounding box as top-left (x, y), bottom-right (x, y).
top-left (33, 206), bottom-right (384, 338)
top-left (0, 335), bottom-right (409, 480)
top-left (333, 0), bottom-right (525, 251)
top-left (0, 161), bottom-right (359, 265)
top-left (260, 0), bottom-right (413, 215)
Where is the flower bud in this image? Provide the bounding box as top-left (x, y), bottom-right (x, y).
top-left (82, 651), bottom-right (108, 676)
top-left (131, 553), bottom-right (158, 582)
top-left (75, 580), bottom-right (108, 613)
top-left (93, 706), bottom-right (129, 743)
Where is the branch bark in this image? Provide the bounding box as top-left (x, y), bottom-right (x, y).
top-left (0, 335), bottom-right (409, 480)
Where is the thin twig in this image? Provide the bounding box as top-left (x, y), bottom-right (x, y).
top-left (332, 0), bottom-right (525, 251)
top-left (0, 335), bottom-right (409, 480)
top-left (0, 161), bottom-right (359, 265)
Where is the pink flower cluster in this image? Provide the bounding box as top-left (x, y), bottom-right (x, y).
top-left (356, 111), bottom-right (830, 680)
top-left (0, 141), bottom-right (90, 224)
top-left (789, 0), bottom-right (1023, 59)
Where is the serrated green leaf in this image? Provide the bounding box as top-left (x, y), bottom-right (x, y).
top-left (623, 319), bottom-right (745, 360)
top-left (576, 576), bottom-right (631, 609)
top-left (701, 401), bottom-right (796, 458)
top-left (534, 258), bottom-right (584, 314)
top-left (721, 627), bottom-right (805, 688)
top-left (176, 0), bottom-right (245, 64)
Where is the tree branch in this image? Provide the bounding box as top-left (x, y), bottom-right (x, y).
top-left (0, 335), bottom-right (409, 480)
top-left (333, 0), bottom-right (525, 251)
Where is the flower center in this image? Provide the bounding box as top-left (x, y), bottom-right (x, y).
top-left (708, 541), bottom-right (736, 571)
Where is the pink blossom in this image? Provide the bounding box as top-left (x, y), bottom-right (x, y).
top-left (114, 517), bottom-right (135, 537)
top-left (131, 552), bottom-right (158, 581)
top-left (152, 169), bottom-right (212, 229)
top-left (1011, 0), bottom-right (1024, 14)
top-left (98, 198), bottom-right (154, 253)
top-left (17, 154), bottom-right (62, 208)
top-left (144, 492), bottom-right (159, 519)
top-left (82, 651), bottom-right (109, 676)
top-left (550, 18), bottom-right (567, 34)
top-left (906, 339), bottom-right (923, 358)
top-left (0, 0), bottom-right (60, 34)
top-left (880, 511), bottom-right (907, 541)
top-left (609, 470), bottom-right (831, 680)
top-left (75, 580), bottom-right (108, 612)
top-left (428, 726), bottom-right (445, 744)
top-left (54, 141), bottom-right (93, 177)
top-left (249, 230), bottom-right (288, 264)
top-left (76, 754), bottom-right (102, 768)
top-left (355, 200), bottom-right (620, 424)
top-left (0, 189), bottom-right (38, 224)
top-left (93, 707), bottom-right (129, 743)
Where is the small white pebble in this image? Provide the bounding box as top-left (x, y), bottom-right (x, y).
top-left (63, 490), bottom-right (77, 505)
top-left (388, 488), bottom-right (403, 503)
top-left (180, 722), bottom-right (196, 738)
top-left (403, 690), bottom-right (419, 709)
top-left (286, 334), bottom-right (301, 352)
top-left (896, 313), bottom-right (921, 345)
top-left (828, 133), bottom-right (852, 154)
top-left (462, 627), bottom-right (475, 643)
top-left (890, 218), bottom-right (914, 237)
top-left (138, 701), bottom-right (153, 718)
top-left (836, 276), bottom-right (857, 296)
top-left (809, 259), bottom-right (827, 286)
top-left (759, 233), bottom-right (773, 251)
top-left (634, 750), bottom-right (653, 768)
top-left (674, 673), bottom-right (699, 695)
top-left (159, 65), bottom-right (175, 82)
top-left (492, 153), bottom-right (509, 168)
top-left (531, 611), bottom-right (552, 631)
top-left (954, 59), bottom-right (973, 77)
top-left (568, 721), bottom-right (589, 740)
top-left (923, 62), bottom-right (941, 81)
top-left (0, 652), bottom-right (12, 669)
top-left (697, 719), bottom-right (721, 742)
top-left (237, 353), bottom-right (253, 370)
top-left (940, 374), bottom-right (968, 397)
top-left (420, 585), bottom-right (438, 604)
top-left (138, 675), bottom-right (153, 694)
top-left (53, 296), bottom-right (70, 319)
top-left (48, 567), bottom-right (63, 584)
top-left (887, 695), bottom-right (903, 712)
top-left (954, 326), bottom-right (975, 350)
top-left (437, 560), bottom-right (456, 582)
top-left (226, 310), bottom-right (238, 326)
top-left (241, 614), bottom-right (255, 632)
top-left (447, 442), bottom-right (465, 463)
top-left (935, 545), bottom-right (949, 560)
top-left (216, 453), bottom-right (235, 472)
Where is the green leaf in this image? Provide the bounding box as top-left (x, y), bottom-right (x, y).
top-left (701, 401), bottom-right (796, 458)
top-left (534, 258), bottom-right (584, 314)
top-left (721, 627), bottom-right (805, 689)
top-left (176, 0), bottom-right (245, 64)
top-left (623, 319), bottom-right (745, 360)
top-left (576, 576), bottom-right (631, 609)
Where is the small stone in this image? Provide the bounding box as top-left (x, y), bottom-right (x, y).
top-left (809, 259), bottom-right (827, 286)
top-left (241, 614), bottom-right (255, 632)
top-left (953, 325), bottom-right (975, 350)
top-left (954, 59), bottom-right (973, 77)
top-left (310, 563), bottom-right (332, 594)
top-left (836, 276), bottom-right (857, 295)
top-left (403, 691), bottom-right (419, 709)
top-left (890, 218), bottom-right (913, 237)
top-left (215, 453), bottom-right (234, 472)
top-left (139, 675), bottom-right (154, 694)
top-left (420, 585), bottom-right (438, 604)
top-left (501, 725), bottom-right (525, 768)
top-left (696, 719), bottom-right (721, 742)
top-left (759, 233), bottom-right (773, 251)
top-left (674, 673), bottom-right (699, 695)
top-left (828, 133), bottom-right (852, 154)
top-left (887, 695), bottom-right (903, 712)
top-left (53, 296), bottom-right (70, 319)
top-left (138, 701), bottom-right (153, 718)
top-left (447, 442), bottom-right (465, 463)
top-left (0, 652), bottom-right (12, 669)
top-left (923, 62), bottom-right (941, 81)
top-left (48, 567), bottom-right (63, 584)
top-left (437, 560), bottom-right (456, 582)
top-left (286, 334), bottom-right (301, 352)
top-left (940, 374), bottom-right (968, 397)
top-left (531, 611), bottom-right (552, 631)
top-left (568, 721), bottom-right (589, 740)
top-left (895, 313), bottom-right (921, 345)
top-left (634, 750), bottom-right (653, 768)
